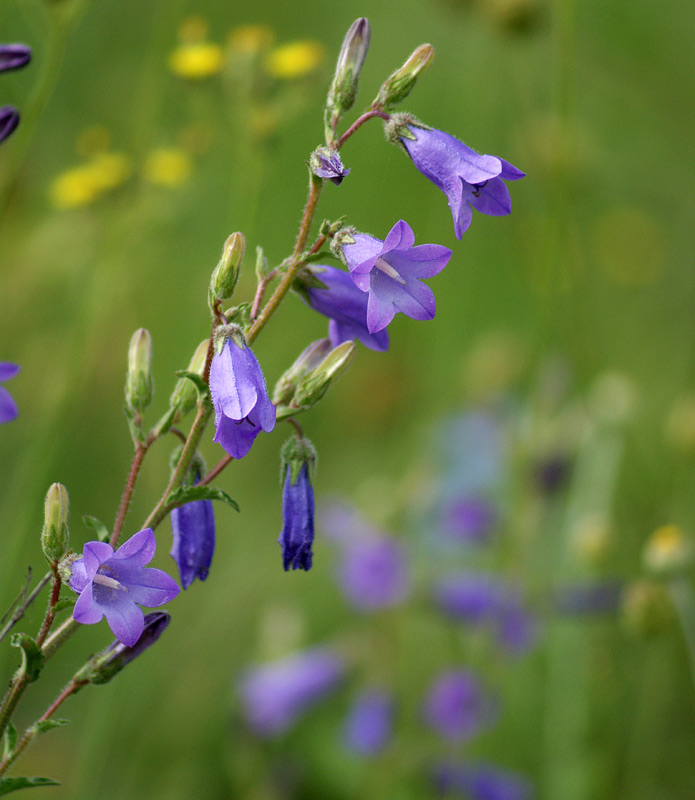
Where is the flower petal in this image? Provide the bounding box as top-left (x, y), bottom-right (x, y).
top-left (73, 585), bottom-right (104, 625)
top-left (117, 565), bottom-right (180, 607)
top-left (103, 602), bottom-right (145, 647)
top-left (381, 220), bottom-right (415, 253)
top-left (82, 541), bottom-right (114, 578)
top-left (0, 362), bottom-right (20, 381)
top-left (470, 177), bottom-right (512, 217)
top-left (0, 386), bottom-right (18, 423)
top-left (112, 527), bottom-right (156, 565)
top-left (209, 340), bottom-right (259, 420)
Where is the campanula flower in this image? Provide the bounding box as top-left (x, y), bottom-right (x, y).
top-left (69, 528), bottom-right (180, 647)
top-left (423, 670), bottom-right (496, 742)
top-left (344, 690), bottom-right (394, 756)
top-left (302, 265), bottom-right (389, 351)
top-left (399, 124), bottom-right (525, 239)
top-left (209, 328), bottom-right (276, 459)
top-left (239, 647), bottom-right (345, 736)
top-left (170, 489), bottom-right (215, 589)
top-left (0, 362), bottom-right (19, 423)
top-left (339, 220), bottom-right (452, 333)
top-left (432, 762), bottom-right (534, 800)
top-left (279, 462), bottom-right (315, 571)
top-left (442, 496), bottom-right (497, 544)
top-left (0, 106), bottom-right (19, 145)
top-left (309, 146), bottom-right (350, 185)
top-left (0, 44), bottom-right (31, 73)
top-left (338, 535), bottom-right (411, 610)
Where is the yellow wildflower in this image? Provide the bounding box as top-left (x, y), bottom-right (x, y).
top-left (143, 147), bottom-right (192, 188)
top-left (49, 152), bottom-right (131, 210)
top-left (228, 24), bottom-right (275, 54)
top-left (168, 42), bottom-right (224, 79)
top-left (264, 40), bottom-right (324, 80)
top-left (643, 525), bottom-right (694, 574)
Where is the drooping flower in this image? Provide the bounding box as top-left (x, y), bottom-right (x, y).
top-left (170, 487), bottom-right (215, 589)
top-left (209, 328), bottom-right (276, 459)
top-left (432, 762), bottom-right (534, 800)
top-left (0, 44), bottom-right (31, 73)
top-left (0, 105), bottom-right (19, 145)
top-left (239, 647), bottom-right (345, 736)
top-left (69, 528), bottom-right (180, 647)
top-left (279, 462), bottom-right (315, 571)
top-left (398, 124), bottom-right (525, 239)
top-left (423, 670), bottom-right (496, 742)
top-left (338, 535), bottom-right (411, 611)
top-left (302, 265), bottom-right (389, 351)
top-left (0, 362), bottom-right (19, 423)
top-left (343, 690), bottom-right (394, 756)
top-left (309, 146), bottom-right (351, 185)
top-left (339, 220), bottom-right (452, 333)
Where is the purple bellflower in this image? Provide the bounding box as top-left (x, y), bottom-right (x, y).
top-left (69, 528), bottom-right (180, 647)
top-left (239, 647), bottom-right (345, 736)
top-left (310, 146), bottom-right (351, 185)
top-left (341, 220), bottom-right (452, 333)
top-left (399, 125), bottom-right (525, 239)
top-left (279, 462), bottom-right (315, 571)
top-left (303, 265), bottom-right (389, 351)
top-left (432, 762), bottom-right (534, 800)
top-left (443, 496), bottom-right (497, 544)
top-left (0, 362), bottom-right (19, 423)
top-left (343, 690), bottom-right (394, 756)
top-left (423, 670), bottom-right (496, 742)
top-left (338, 535), bottom-right (411, 611)
top-left (209, 330), bottom-right (276, 459)
top-left (0, 44), bottom-right (31, 73)
top-left (170, 489), bottom-right (215, 589)
top-left (0, 106), bottom-right (19, 145)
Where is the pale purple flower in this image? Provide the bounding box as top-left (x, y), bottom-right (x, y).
top-left (400, 125), bottom-right (525, 239)
top-left (239, 647), bottom-right (345, 736)
top-left (0, 106), bottom-right (19, 145)
top-left (0, 44), bottom-right (31, 73)
top-left (423, 670), bottom-right (496, 742)
top-left (432, 762), bottom-right (534, 800)
top-left (170, 489), bottom-right (215, 589)
top-left (341, 220), bottom-right (452, 333)
top-left (338, 536), bottom-right (410, 611)
top-left (278, 463), bottom-right (315, 571)
top-left (310, 146), bottom-right (351, 185)
top-left (209, 333), bottom-right (276, 459)
top-left (443, 496), bottom-right (497, 544)
top-left (0, 362), bottom-right (19, 423)
top-left (69, 528), bottom-right (180, 647)
top-left (303, 265), bottom-right (389, 351)
top-left (343, 690), bottom-right (394, 756)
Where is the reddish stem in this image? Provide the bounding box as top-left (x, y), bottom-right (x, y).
top-left (337, 108), bottom-right (390, 150)
top-left (199, 455), bottom-right (234, 486)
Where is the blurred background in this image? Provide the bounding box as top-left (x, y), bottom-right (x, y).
top-left (1, 0), bottom-right (694, 797)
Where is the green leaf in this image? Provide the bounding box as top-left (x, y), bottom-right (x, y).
top-left (167, 485), bottom-right (239, 513)
top-left (173, 371), bottom-right (209, 402)
top-left (0, 777), bottom-right (60, 796)
top-left (82, 515), bottom-right (110, 541)
top-left (10, 634), bottom-right (44, 683)
top-left (50, 598), bottom-right (75, 615)
top-left (29, 719), bottom-right (70, 736)
top-left (2, 723), bottom-right (17, 760)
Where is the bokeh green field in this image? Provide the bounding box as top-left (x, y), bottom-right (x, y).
top-left (1, 0), bottom-right (694, 797)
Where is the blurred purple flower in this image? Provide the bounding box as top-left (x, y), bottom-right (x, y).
top-left (343, 690), bottom-right (394, 756)
top-left (209, 332), bottom-right (276, 459)
top-left (0, 44), bottom-right (31, 73)
top-left (423, 670), bottom-right (496, 742)
top-left (170, 488), bottom-right (215, 589)
top-left (339, 535), bottom-right (410, 611)
top-left (0, 362), bottom-right (19, 423)
top-left (239, 647), bottom-right (345, 736)
top-left (304, 265), bottom-right (389, 351)
top-left (279, 463), bottom-right (315, 571)
top-left (400, 125), bottom-right (525, 239)
top-left (341, 220), bottom-right (452, 333)
top-left (432, 762), bottom-right (534, 800)
top-left (553, 580), bottom-right (622, 616)
top-left (443, 496), bottom-right (497, 544)
top-left (69, 529), bottom-right (180, 647)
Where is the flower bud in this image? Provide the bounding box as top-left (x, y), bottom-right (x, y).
top-left (309, 146), bottom-right (350, 185)
top-left (168, 339), bottom-right (209, 422)
top-left (80, 612), bottom-right (171, 685)
top-left (293, 341), bottom-right (356, 409)
top-left (374, 44), bottom-right (435, 110)
top-left (273, 338), bottom-right (332, 406)
top-left (325, 18), bottom-right (371, 134)
top-left (41, 483), bottom-right (69, 562)
top-left (278, 437), bottom-right (317, 571)
top-left (209, 232), bottom-right (246, 310)
top-left (124, 328), bottom-right (154, 415)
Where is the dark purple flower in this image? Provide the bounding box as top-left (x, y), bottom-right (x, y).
top-left (443, 496), bottom-right (497, 544)
top-left (0, 106), bottom-right (19, 145)
top-left (239, 647), bottom-right (345, 736)
top-left (170, 491), bottom-right (215, 589)
top-left (341, 220), bottom-right (452, 333)
top-left (338, 536), bottom-right (410, 611)
top-left (400, 125), bottom-right (525, 239)
top-left (69, 528), bottom-right (180, 647)
top-left (0, 44), bottom-right (31, 73)
top-left (279, 462), bottom-right (315, 571)
top-left (343, 690), bottom-right (394, 756)
top-left (304, 265), bottom-right (389, 351)
top-left (209, 330), bottom-right (276, 459)
top-left (310, 146), bottom-right (351, 185)
top-left (0, 362), bottom-right (19, 423)
top-left (423, 670), bottom-right (495, 742)
top-left (432, 762), bottom-right (534, 800)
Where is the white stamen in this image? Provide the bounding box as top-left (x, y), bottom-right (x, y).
top-left (93, 573), bottom-right (128, 592)
top-left (374, 257), bottom-right (406, 286)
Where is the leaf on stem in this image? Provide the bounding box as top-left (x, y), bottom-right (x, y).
top-left (82, 516), bottom-right (109, 542)
top-left (0, 777), bottom-right (60, 796)
top-left (2, 723), bottom-right (16, 761)
top-left (167, 485), bottom-right (240, 512)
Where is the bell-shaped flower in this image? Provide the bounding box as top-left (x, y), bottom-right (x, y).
top-left (279, 462), bottom-right (315, 571)
top-left (0, 44), bottom-right (31, 73)
top-left (423, 670), bottom-right (496, 742)
top-left (209, 329), bottom-right (276, 459)
top-left (170, 492), bottom-right (215, 589)
top-left (399, 124), bottom-right (525, 239)
top-left (340, 220), bottom-right (452, 333)
top-left (343, 689), bottom-right (394, 756)
top-left (302, 265), bottom-right (389, 351)
top-left (69, 528), bottom-right (180, 647)
top-left (0, 106), bottom-right (19, 145)
top-left (0, 362), bottom-right (19, 423)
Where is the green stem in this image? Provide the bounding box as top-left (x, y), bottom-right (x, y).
top-left (668, 578), bottom-right (695, 693)
top-left (0, 571), bottom-right (51, 647)
top-left (0, 674), bottom-right (29, 745)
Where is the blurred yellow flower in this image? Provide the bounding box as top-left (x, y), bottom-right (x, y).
top-left (143, 148), bottom-right (192, 188)
top-left (264, 40), bottom-right (324, 80)
top-left (228, 24), bottom-right (275, 54)
top-left (88, 153), bottom-right (132, 191)
top-left (643, 524), bottom-right (694, 574)
top-left (49, 152), bottom-right (131, 210)
top-left (168, 42), bottom-right (223, 79)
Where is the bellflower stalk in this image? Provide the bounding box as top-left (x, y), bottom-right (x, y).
top-left (339, 220), bottom-right (452, 333)
top-left (0, 362), bottom-right (19, 422)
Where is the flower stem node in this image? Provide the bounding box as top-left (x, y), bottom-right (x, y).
top-left (41, 483), bottom-right (70, 563)
top-left (124, 328), bottom-right (154, 417)
top-left (209, 232), bottom-right (246, 311)
top-left (273, 338), bottom-right (332, 406)
top-left (374, 43), bottom-right (435, 110)
top-left (292, 340), bottom-right (356, 410)
top-left (325, 18), bottom-right (371, 139)
top-left (309, 146), bottom-right (350, 185)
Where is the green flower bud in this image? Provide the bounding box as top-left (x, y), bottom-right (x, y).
top-left (280, 435), bottom-right (317, 485)
top-left (168, 339), bottom-right (209, 423)
top-left (374, 44), bottom-right (435, 110)
top-left (41, 483), bottom-right (70, 562)
top-left (293, 340), bottom-right (355, 409)
top-left (325, 18), bottom-right (371, 136)
top-left (209, 232), bottom-right (246, 310)
top-left (273, 338), bottom-right (332, 406)
top-left (124, 328), bottom-right (154, 415)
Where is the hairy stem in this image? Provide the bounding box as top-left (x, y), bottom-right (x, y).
top-left (337, 108), bottom-right (390, 150)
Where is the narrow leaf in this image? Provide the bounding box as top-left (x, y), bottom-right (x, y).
top-left (173, 371), bottom-right (209, 401)
top-left (10, 634), bottom-right (44, 682)
top-left (29, 719), bottom-right (70, 736)
top-left (2, 723), bottom-right (17, 760)
top-left (168, 485), bottom-right (239, 512)
top-left (0, 777), bottom-right (60, 796)
top-left (82, 516), bottom-right (110, 542)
